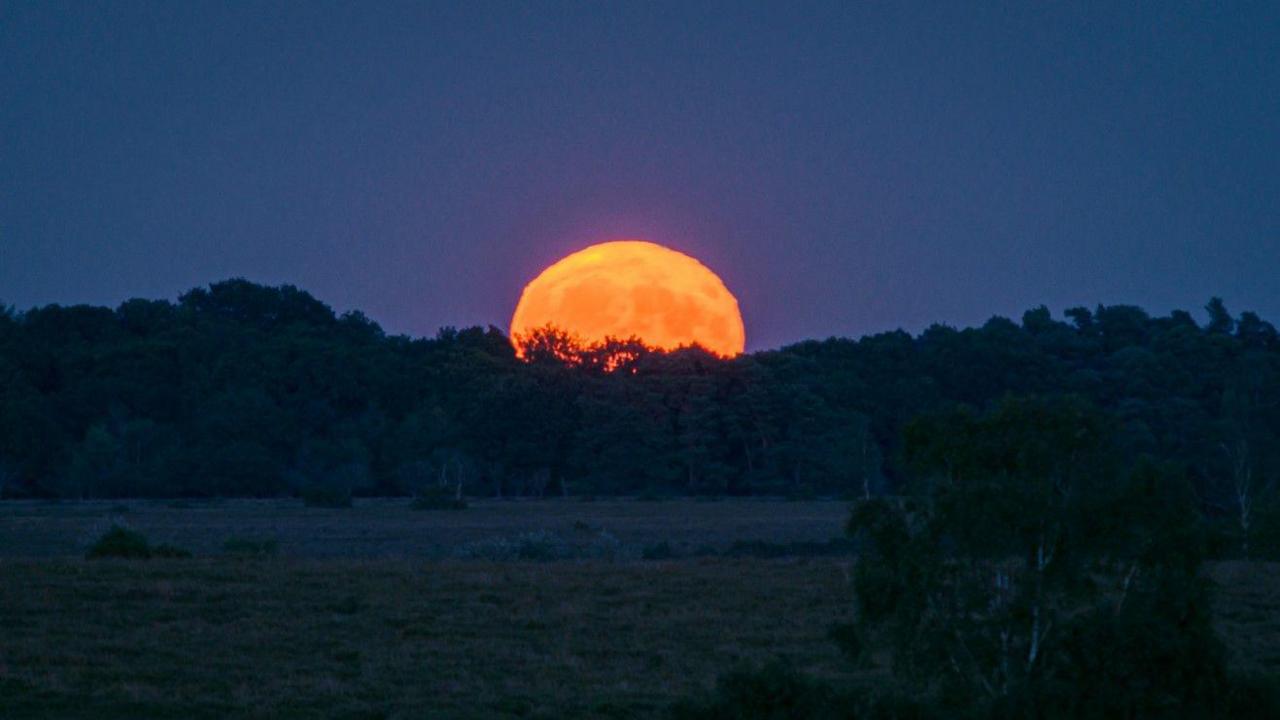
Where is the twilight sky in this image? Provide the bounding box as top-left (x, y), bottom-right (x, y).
top-left (2, 1), bottom-right (1277, 350)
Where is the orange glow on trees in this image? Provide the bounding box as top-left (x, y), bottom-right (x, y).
top-left (510, 240), bottom-right (745, 360)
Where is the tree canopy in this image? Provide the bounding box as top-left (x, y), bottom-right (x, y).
top-left (2, 281), bottom-right (1278, 551)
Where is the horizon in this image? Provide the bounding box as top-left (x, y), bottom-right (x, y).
top-left (3, 275), bottom-right (1266, 352)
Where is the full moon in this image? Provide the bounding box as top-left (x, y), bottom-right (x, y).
top-left (510, 240), bottom-right (746, 357)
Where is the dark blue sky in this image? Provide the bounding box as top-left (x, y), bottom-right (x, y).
top-left (3, 1), bottom-right (1277, 350)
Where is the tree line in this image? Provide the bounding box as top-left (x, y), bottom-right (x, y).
top-left (1, 280), bottom-right (1278, 546)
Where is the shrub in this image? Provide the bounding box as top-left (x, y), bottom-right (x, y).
top-left (86, 525), bottom-right (190, 559)
top-left (517, 531), bottom-right (562, 560)
top-left (1250, 498), bottom-right (1280, 560)
top-left (642, 541), bottom-right (677, 560)
top-left (669, 662), bottom-right (847, 720)
top-left (1223, 673), bottom-right (1280, 719)
top-left (222, 537), bottom-right (279, 557)
top-left (86, 525), bottom-right (152, 559)
top-left (411, 485), bottom-right (467, 511)
top-left (670, 662), bottom-right (933, 720)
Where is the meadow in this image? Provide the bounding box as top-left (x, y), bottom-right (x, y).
top-left (0, 498), bottom-right (852, 560)
top-left (1, 500), bottom-right (1278, 719)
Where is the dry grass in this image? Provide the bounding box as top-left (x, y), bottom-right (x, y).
top-left (0, 557), bottom-right (858, 719)
top-left (0, 498), bottom-right (852, 559)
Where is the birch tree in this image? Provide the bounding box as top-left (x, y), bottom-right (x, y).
top-left (843, 397), bottom-right (1211, 710)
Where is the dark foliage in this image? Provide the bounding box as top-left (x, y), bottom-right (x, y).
top-left (838, 397), bottom-right (1280, 718)
top-left (670, 662), bottom-right (937, 720)
top-left (642, 541), bottom-right (677, 560)
top-left (86, 525), bottom-right (189, 559)
top-left (669, 662), bottom-right (853, 720)
top-left (86, 526), bottom-right (152, 559)
top-left (2, 281), bottom-right (1278, 547)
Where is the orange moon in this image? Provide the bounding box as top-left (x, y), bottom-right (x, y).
top-left (510, 240), bottom-right (746, 357)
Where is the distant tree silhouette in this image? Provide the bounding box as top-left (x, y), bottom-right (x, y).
top-left (0, 278), bottom-right (1275, 522)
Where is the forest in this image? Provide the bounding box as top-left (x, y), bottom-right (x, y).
top-left (1, 279), bottom-right (1278, 555)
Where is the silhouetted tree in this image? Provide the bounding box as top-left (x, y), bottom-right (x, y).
top-left (842, 398), bottom-right (1254, 716)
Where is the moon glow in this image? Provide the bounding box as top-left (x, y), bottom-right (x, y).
top-left (510, 240), bottom-right (746, 357)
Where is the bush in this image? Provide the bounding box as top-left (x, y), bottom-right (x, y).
top-left (1223, 673), bottom-right (1280, 719)
top-left (86, 525), bottom-right (190, 559)
top-left (670, 662), bottom-right (852, 720)
top-left (411, 485), bottom-right (467, 511)
top-left (671, 662), bottom-right (938, 720)
top-left (1250, 499), bottom-right (1280, 560)
top-left (222, 537), bottom-right (279, 557)
top-left (642, 541), bottom-right (677, 560)
top-left (86, 525), bottom-right (152, 559)
top-left (517, 531), bottom-right (563, 561)
top-left (302, 484), bottom-right (353, 508)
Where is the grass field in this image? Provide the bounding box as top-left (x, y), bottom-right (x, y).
top-left (0, 498), bottom-right (852, 559)
top-left (1, 500), bottom-right (1277, 718)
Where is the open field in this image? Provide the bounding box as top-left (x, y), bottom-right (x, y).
top-left (0, 557), bottom-right (861, 719)
top-left (0, 499), bottom-right (853, 560)
top-left (1, 501), bottom-right (1278, 718)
